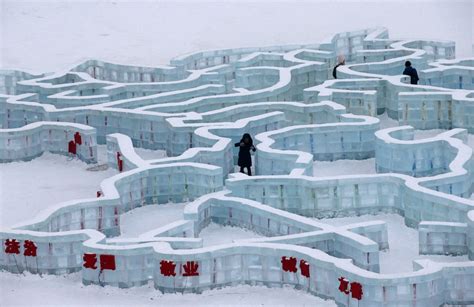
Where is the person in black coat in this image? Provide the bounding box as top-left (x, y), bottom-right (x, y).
top-left (403, 61), bottom-right (419, 84)
top-left (235, 133), bottom-right (256, 176)
top-left (332, 55), bottom-right (345, 79)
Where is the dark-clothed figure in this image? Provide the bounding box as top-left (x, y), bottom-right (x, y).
top-left (235, 133), bottom-right (256, 176)
top-left (332, 55), bottom-right (346, 79)
top-left (403, 61), bottom-right (419, 85)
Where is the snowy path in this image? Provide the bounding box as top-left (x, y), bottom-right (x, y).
top-left (0, 151), bottom-right (116, 228)
top-left (200, 223), bottom-right (263, 247)
top-left (0, 271), bottom-right (336, 306)
top-left (119, 205), bottom-right (264, 245)
top-left (313, 158), bottom-right (376, 177)
top-left (118, 203), bottom-right (186, 238)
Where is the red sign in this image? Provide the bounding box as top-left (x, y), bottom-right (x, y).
top-left (83, 253), bottom-right (98, 269)
top-left (350, 282), bottom-right (363, 300)
top-left (300, 259), bottom-right (310, 278)
top-left (281, 256), bottom-right (298, 273)
top-left (338, 276), bottom-right (363, 300)
top-left (183, 261), bottom-right (199, 276)
top-left (338, 277), bottom-right (350, 294)
top-left (99, 254), bottom-right (116, 271)
top-left (160, 260), bottom-right (176, 277)
top-left (23, 240), bottom-right (37, 257)
top-left (4, 239), bottom-right (20, 254)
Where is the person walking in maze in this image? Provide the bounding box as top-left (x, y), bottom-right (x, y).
top-left (403, 60), bottom-right (419, 84)
top-left (235, 133), bottom-right (256, 176)
top-left (332, 55), bottom-right (345, 79)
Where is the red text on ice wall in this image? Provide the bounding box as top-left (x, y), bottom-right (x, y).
top-left (83, 253), bottom-right (116, 271)
top-left (4, 239), bottom-right (20, 254)
top-left (182, 261), bottom-right (199, 276)
top-left (299, 259), bottom-right (310, 278)
top-left (350, 281), bottom-right (363, 300)
top-left (281, 256), bottom-right (298, 273)
top-left (23, 240), bottom-right (37, 257)
top-left (100, 254), bottom-right (116, 271)
top-left (83, 253), bottom-right (98, 269)
top-left (338, 276), bottom-right (364, 300)
top-left (160, 260), bottom-right (177, 277)
top-left (4, 239), bottom-right (38, 257)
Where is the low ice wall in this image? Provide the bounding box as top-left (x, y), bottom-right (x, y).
top-left (468, 211), bottom-right (474, 260)
top-left (0, 121), bottom-right (97, 163)
top-left (398, 91), bottom-right (474, 133)
top-left (79, 240), bottom-right (474, 306)
top-left (184, 193), bottom-right (384, 272)
top-left (421, 58), bottom-right (474, 90)
top-left (0, 229), bottom-right (104, 275)
top-left (102, 101), bottom-right (356, 178)
top-left (225, 172), bottom-right (474, 228)
top-left (255, 113), bottom-right (379, 175)
top-left (106, 133), bottom-right (149, 171)
top-left (375, 126), bottom-right (473, 197)
top-left (11, 163), bottom-right (223, 237)
top-left (418, 221), bottom-right (468, 256)
top-left (375, 127), bottom-right (469, 175)
top-left (71, 59), bottom-right (188, 83)
top-left (0, 69), bottom-right (44, 95)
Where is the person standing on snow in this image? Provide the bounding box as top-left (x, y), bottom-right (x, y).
top-left (235, 133), bottom-right (256, 176)
top-left (332, 55), bottom-right (346, 79)
top-left (403, 60), bottom-right (419, 84)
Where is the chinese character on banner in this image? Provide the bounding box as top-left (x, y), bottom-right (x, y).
top-left (4, 239), bottom-right (20, 254)
top-left (100, 254), bottom-right (116, 271)
top-left (350, 282), bottom-right (364, 300)
top-left (338, 277), bottom-right (350, 294)
top-left (299, 259), bottom-right (310, 278)
top-left (23, 240), bottom-right (37, 257)
top-left (182, 261), bottom-right (199, 276)
top-left (160, 260), bottom-right (176, 277)
top-left (83, 253), bottom-right (98, 269)
top-left (281, 256), bottom-right (298, 273)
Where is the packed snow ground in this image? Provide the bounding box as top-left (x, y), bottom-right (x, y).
top-left (1, 0), bottom-right (472, 72)
top-left (118, 203), bottom-right (186, 238)
top-left (0, 271), bottom-right (336, 307)
top-left (0, 151), bottom-right (117, 228)
top-left (0, 145), bottom-right (166, 229)
top-left (313, 158), bottom-right (376, 177)
top-left (200, 223), bottom-right (263, 247)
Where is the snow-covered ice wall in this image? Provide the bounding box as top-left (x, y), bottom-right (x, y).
top-left (1, 27), bottom-right (474, 307)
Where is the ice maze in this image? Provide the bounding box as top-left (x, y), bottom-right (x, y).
top-left (1, 27), bottom-right (474, 306)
